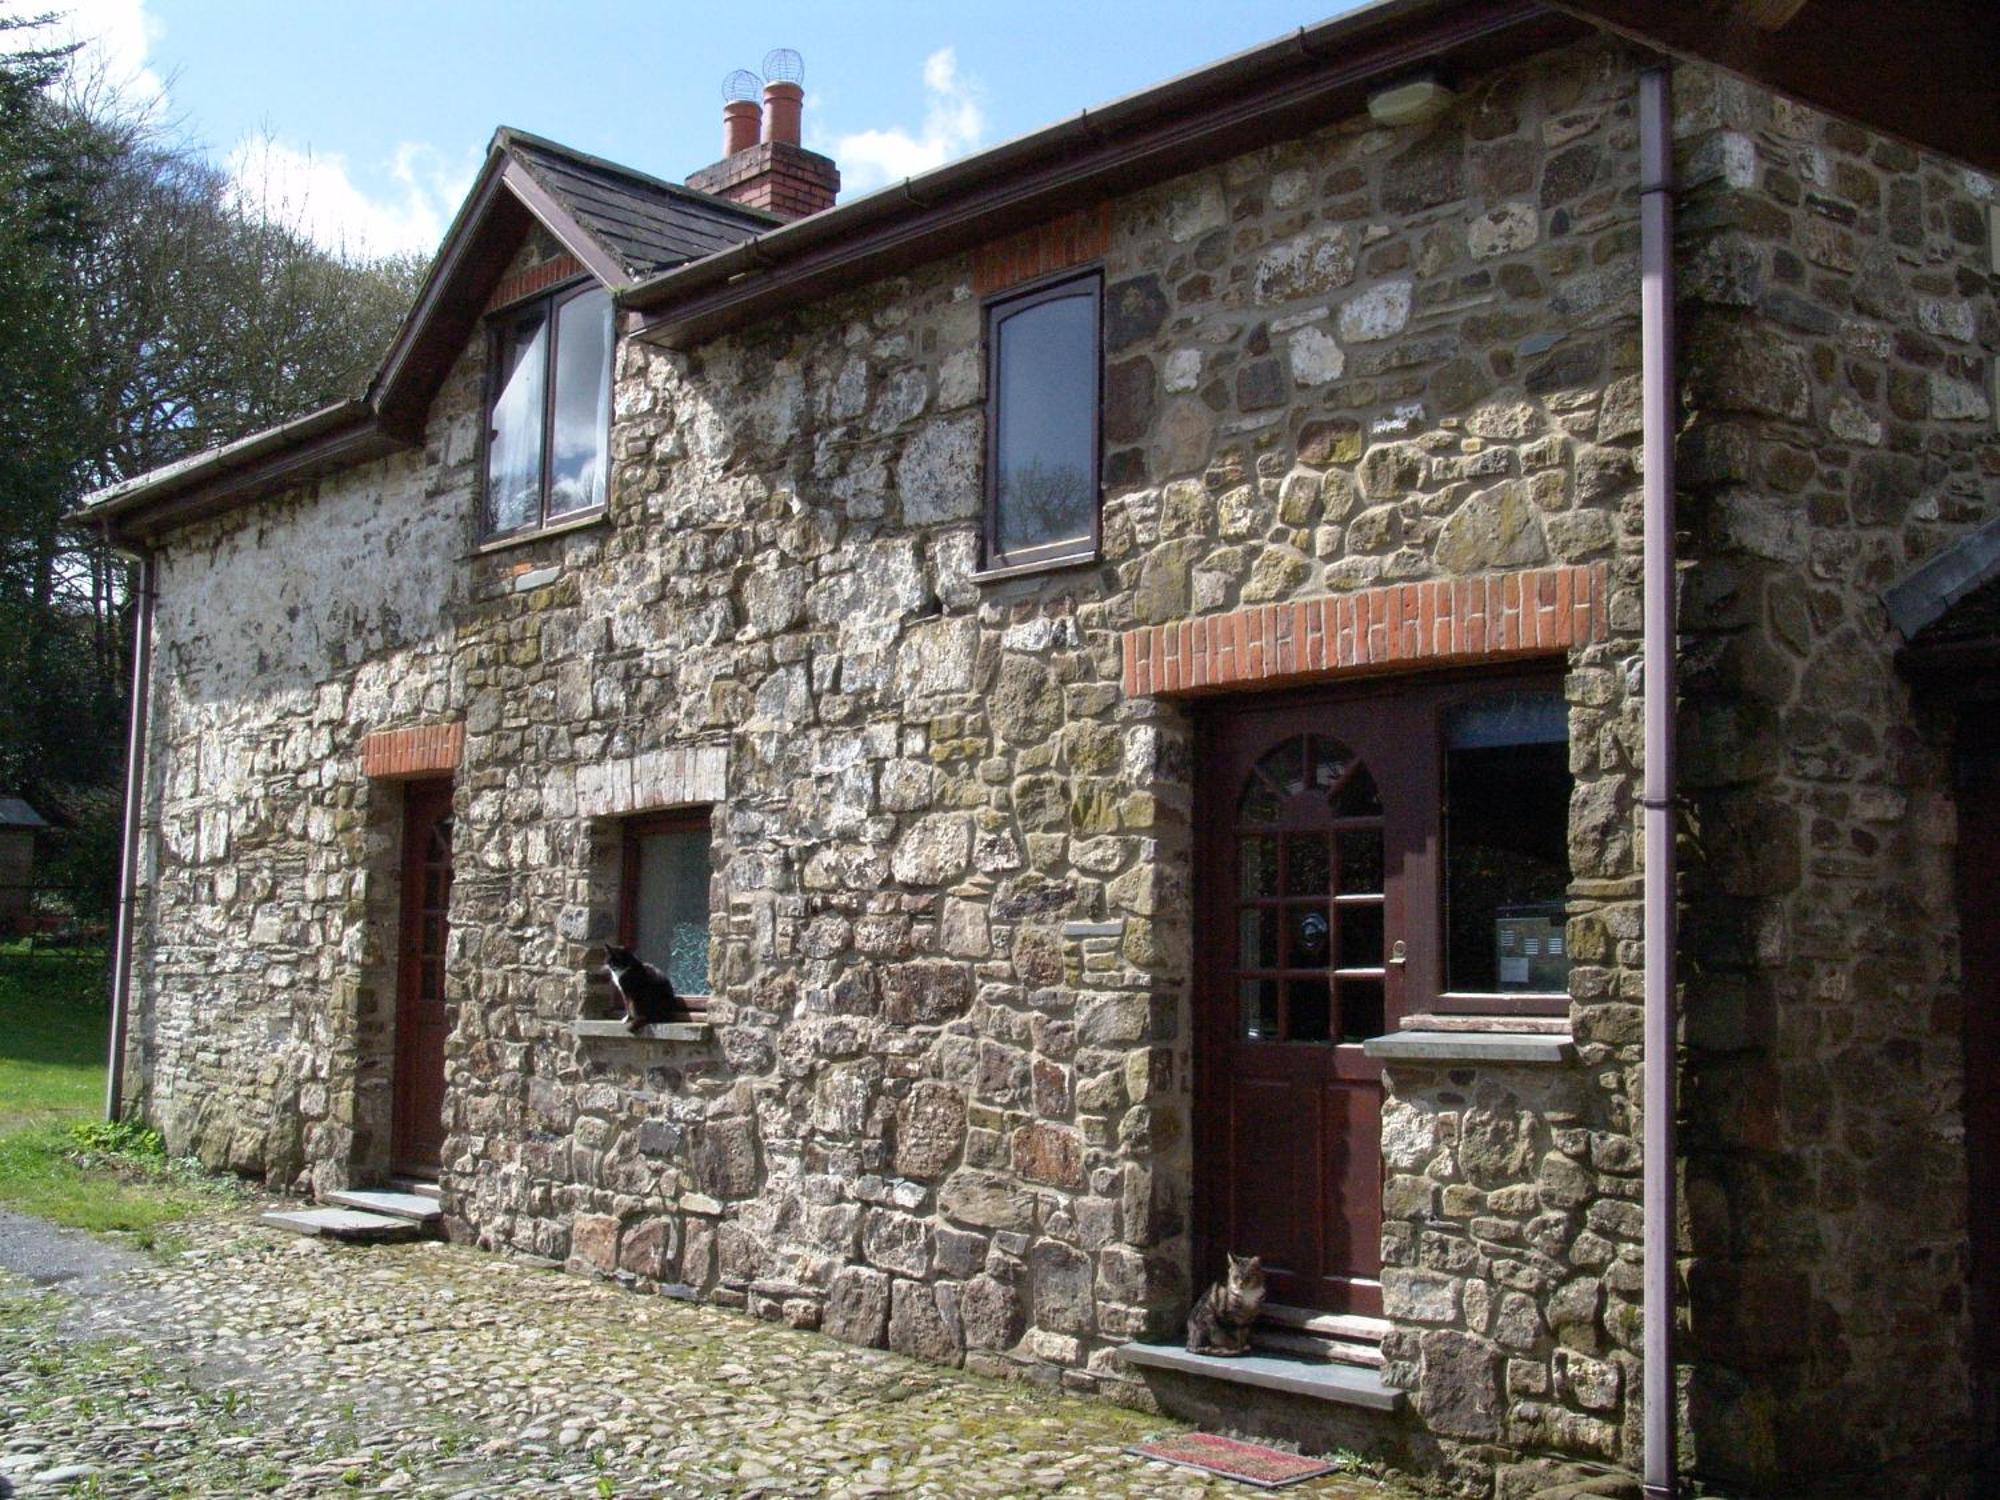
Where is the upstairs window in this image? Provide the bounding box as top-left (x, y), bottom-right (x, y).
top-left (984, 273), bottom-right (1101, 570)
top-left (485, 282), bottom-right (613, 538)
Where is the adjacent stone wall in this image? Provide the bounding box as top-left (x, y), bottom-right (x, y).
top-left (120, 30), bottom-right (1997, 1500)
top-left (1670, 62), bottom-right (1999, 1495)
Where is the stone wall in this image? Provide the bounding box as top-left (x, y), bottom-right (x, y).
top-left (1670, 62), bottom-right (1998, 1495)
top-left (118, 29), bottom-right (1997, 1500)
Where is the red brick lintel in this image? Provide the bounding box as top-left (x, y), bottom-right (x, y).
top-left (1120, 564), bottom-right (1610, 699)
top-left (971, 205), bottom-right (1111, 297)
top-left (361, 722), bottom-right (465, 780)
top-left (488, 254), bottom-right (587, 312)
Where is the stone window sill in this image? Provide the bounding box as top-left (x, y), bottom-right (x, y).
top-left (572, 1019), bottom-right (713, 1044)
top-left (1361, 1030), bottom-right (1575, 1065)
top-left (475, 506), bottom-right (609, 556)
top-left (971, 551), bottom-right (1102, 586)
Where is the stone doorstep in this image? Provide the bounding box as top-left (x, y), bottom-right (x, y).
top-left (1251, 1326), bottom-right (1385, 1368)
top-left (1114, 1343), bottom-right (1406, 1413)
top-left (259, 1208), bottom-right (424, 1243)
top-left (323, 1189), bottom-right (443, 1226)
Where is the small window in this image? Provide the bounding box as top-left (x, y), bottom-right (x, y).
top-left (485, 281), bottom-right (613, 537)
top-left (984, 273), bottom-right (1101, 570)
top-left (619, 810), bottom-right (712, 1010)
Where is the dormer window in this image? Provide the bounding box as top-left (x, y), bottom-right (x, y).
top-left (484, 281), bottom-right (613, 537)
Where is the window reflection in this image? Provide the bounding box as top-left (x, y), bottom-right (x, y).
top-left (989, 279), bottom-right (1099, 564)
top-left (1443, 691), bottom-right (1571, 994)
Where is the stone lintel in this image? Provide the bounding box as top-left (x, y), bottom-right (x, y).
top-left (575, 744), bottom-right (727, 819)
top-left (572, 1019), bottom-right (714, 1044)
top-left (1363, 1030), bottom-right (1576, 1065)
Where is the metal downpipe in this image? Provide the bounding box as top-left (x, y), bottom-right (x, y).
top-left (1638, 63), bottom-right (1680, 1500)
top-left (105, 548), bottom-right (156, 1123)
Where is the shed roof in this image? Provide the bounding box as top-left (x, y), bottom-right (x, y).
top-left (0, 797), bottom-right (48, 829)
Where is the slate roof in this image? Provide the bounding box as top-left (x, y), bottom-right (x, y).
top-left (498, 129), bottom-right (778, 280)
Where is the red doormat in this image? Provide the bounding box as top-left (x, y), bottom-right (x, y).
top-left (1125, 1432), bottom-right (1339, 1489)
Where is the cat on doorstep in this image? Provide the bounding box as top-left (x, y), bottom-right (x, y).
top-left (601, 944), bottom-right (680, 1031)
top-left (1186, 1253), bottom-right (1265, 1356)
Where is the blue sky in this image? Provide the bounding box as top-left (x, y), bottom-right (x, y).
top-left (43, 0), bottom-right (1365, 259)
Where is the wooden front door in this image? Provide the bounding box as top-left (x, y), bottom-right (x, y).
top-left (1195, 692), bottom-right (1414, 1318)
top-left (392, 780), bottom-right (454, 1179)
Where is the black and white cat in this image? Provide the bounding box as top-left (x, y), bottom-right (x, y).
top-left (1186, 1253), bottom-right (1266, 1356)
top-left (602, 944), bottom-right (680, 1031)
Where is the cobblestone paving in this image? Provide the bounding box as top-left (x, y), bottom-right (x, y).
top-left (0, 1209), bottom-right (1410, 1498)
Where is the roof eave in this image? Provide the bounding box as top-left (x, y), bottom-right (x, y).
top-left (80, 401), bottom-right (402, 550)
top-left (622, 0), bottom-right (1582, 349)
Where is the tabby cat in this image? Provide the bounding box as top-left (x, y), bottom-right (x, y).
top-left (1185, 1253), bottom-right (1265, 1356)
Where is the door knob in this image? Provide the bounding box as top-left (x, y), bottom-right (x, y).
top-left (1389, 940), bottom-right (1407, 968)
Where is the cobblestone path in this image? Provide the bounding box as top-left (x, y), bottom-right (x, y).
top-left (0, 1208), bottom-right (1406, 1498)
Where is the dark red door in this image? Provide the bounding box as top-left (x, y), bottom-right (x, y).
top-left (1956, 710), bottom-right (2000, 1470)
top-left (392, 780), bottom-right (454, 1179)
top-left (1195, 693), bottom-right (1415, 1318)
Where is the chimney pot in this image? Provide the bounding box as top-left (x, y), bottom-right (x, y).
top-left (763, 80), bottom-right (803, 148)
top-left (722, 98), bottom-right (762, 157)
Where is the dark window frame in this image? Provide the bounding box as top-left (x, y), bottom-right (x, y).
top-left (981, 269), bottom-right (1103, 572)
top-left (480, 276), bottom-right (614, 541)
top-left (616, 806), bottom-right (714, 1014)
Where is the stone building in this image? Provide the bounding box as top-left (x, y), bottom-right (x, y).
top-left (84, 3), bottom-right (1998, 1496)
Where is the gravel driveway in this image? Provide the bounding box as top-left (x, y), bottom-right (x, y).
top-left (0, 1206), bottom-right (1401, 1497)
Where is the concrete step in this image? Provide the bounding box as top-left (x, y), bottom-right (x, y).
top-left (260, 1207), bottom-right (423, 1243)
top-left (388, 1178), bottom-right (441, 1202)
top-left (323, 1189), bottom-right (443, 1226)
top-left (1114, 1342), bottom-right (1405, 1413)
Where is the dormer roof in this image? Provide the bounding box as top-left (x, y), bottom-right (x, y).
top-left (84, 128), bottom-right (774, 543)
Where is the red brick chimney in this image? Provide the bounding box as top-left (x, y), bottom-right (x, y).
top-left (688, 51), bottom-right (840, 220)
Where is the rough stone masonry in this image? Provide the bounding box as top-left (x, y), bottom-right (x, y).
top-left (117, 30), bottom-right (1997, 1500)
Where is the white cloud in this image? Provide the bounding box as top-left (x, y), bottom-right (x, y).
top-left (222, 137), bottom-right (477, 259)
top-left (20, 0), bottom-right (167, 112)
top-left (27, 0), bottom-right (468, 260)
top-left (827, 46), bottom-right (986, 194)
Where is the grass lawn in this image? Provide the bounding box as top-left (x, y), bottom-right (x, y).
top-left (0, 947), bottom-right (233, 1240)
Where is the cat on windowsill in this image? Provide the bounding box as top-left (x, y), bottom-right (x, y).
top-left (601, 945), bottom-right (681, 1032)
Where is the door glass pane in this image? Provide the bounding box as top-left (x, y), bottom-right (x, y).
top-left (549, 287), bottom-right (613, 516)
top-left (1241, 977), bottom-right (1279, 1039)
top-left (1338, 978), bottom-right (1384, 1041)
top-left (1336, 829), bottom-right (1384, 894)
top-left (1256, 739), bottom-right (1307, 799)
top-left (1309, 736), bottom-right (1353, 793)
top-left (1240, 836), bottom-right (1278, 896)
top-left (1331, 764), bottom-right (1381, 817)
top-left (1282, 833), bottom-right (1329, 896)
top-left (1239, 907), bottom-right (1279, 969)
top-left (1287, 978), bottom-right (1330, 1042)
top-left (1337, 903), bottom-right (1384, 970)
top-left (1444, 690), bottom-right (1571, 993)
top-left (993, 289), bottom-right (1096, 557)
top-left (1286, 907), bottom-right (1330, 969)
top-left (634, 825), bottom-right (711, 996)
top-left (487, 310), bottom-right (547, 533)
